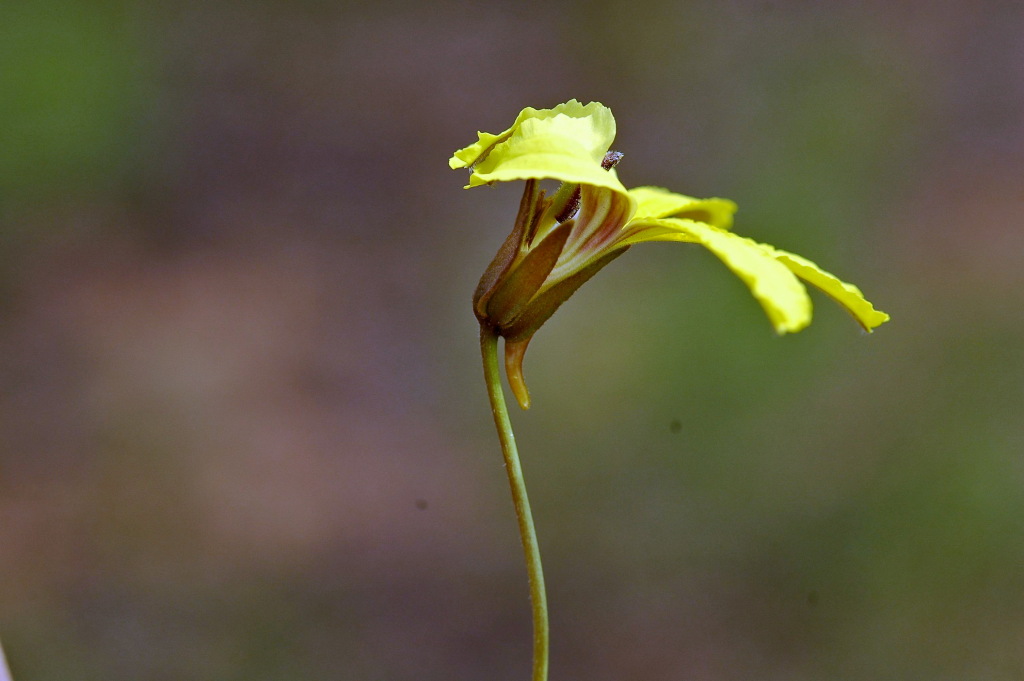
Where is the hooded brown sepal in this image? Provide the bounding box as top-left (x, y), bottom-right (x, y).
top-left (484, 219), bottom-right (574, 330)
top-left (499, 246), bottom-right (629, 410)
top-left (473, 179), bottom-right (544, 322)
top-left (502, 246), bottom-right (630, 342)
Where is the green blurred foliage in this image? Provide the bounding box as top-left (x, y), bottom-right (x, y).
top-left (0, 2), bottom-right (149, 213)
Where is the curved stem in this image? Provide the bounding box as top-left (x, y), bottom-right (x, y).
top-left (480, 325), bottom-right (549, 681)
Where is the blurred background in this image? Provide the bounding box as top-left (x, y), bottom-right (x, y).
top-left (2, 0), bottom-right (1023, 679)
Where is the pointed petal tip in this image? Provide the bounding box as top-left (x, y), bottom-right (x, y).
top-left (512, 384), bottom-right (531, 411)
top-left (858, 310), bottom-right (891, 333)
top-left (504, 337), bottom-right (533, 410)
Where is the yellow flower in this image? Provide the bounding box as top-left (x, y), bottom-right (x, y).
top-left (452, 100), bottom-right (889, 409)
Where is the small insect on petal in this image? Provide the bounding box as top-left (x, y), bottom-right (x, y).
top-left (602, 151), bottom-right (623, 170)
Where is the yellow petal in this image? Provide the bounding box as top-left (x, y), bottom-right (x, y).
top-left (623, 218), bottom-right (812, 334)
top-left (769, 248), bottom-right (891, 331)
top-left (629, 186), bottom-right (737, 229)
top-left (450, 100), bottom-right (610, 168)
top-left (449, 100), bottom-right (626, 193)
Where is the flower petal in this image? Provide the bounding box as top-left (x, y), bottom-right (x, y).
top-left (450, 100), bottom-right (611, 168)
top-left (449, 100), bottom-right (626, 193)
top-left (623, 218), bottom-right (812, 334)
top-left (768, 248), bottom-right (891, 331)
top-left (629, 186), bottom-right (737, 229)
top-left (547, 184), bottom-right (637, 283)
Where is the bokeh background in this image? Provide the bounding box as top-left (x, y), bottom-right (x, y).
top-left (2, 1), bottom-right (1023, 679)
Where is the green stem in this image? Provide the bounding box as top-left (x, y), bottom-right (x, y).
top-left (480, 325), bottom-right (549, 681)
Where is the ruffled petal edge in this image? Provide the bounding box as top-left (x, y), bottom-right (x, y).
top-left (621, 217), bottom-right (890, 333)
top-left (450, 100), bottom-right (611, 170)
top-left (449, 101), bottom-right (624, 192)
top-left (769, 248), bottom-right (890, 331)
top-left (624, 218), bottom-right (812, 334)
